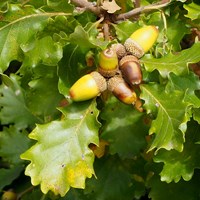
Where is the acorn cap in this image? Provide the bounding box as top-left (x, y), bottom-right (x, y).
top-left (124, 26), bottom-right (159, 58)
top-left (124, 38), bottom-right (145, 58)
top-left (107, 76), bottom-right (124, 92)
top-left (98, 67), bottom-right (118, 78)
top-left (91, 71), bottom-right (107, 92)
top-left (119, 55), bottom-right (139, 66)
top-left (107, 76), bottom-right (137, 105)
top-left (111, 43), bottom-right (127, 59)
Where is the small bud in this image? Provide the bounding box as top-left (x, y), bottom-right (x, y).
top-left (69, 72), bottom-right (107, 101)
top-left (108, 76), bottom-right (137, 104)
top-left (124, 26), bottom-right (159, 58)
top-left (119, 55), bottom-right (142, 85)
top-left (98, 48), bottom-right (118, 77)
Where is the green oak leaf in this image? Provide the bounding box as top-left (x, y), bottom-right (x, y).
top-left (166, 72), bottom-right (200, 123)
top-left (0, 10), bottom-right (70, 72)
top-left (21, 100), bottom-right (100, 196)
top-left (25, 70), bottom-right (63, 122)
top-left (21, 36), bottom-right (63, 67)
top-left (193, 108), bottom-right (200, 124)
top-left (141, 42), bottom-right (200, 78)
top-left (184, 2), bottom-right (200, 20)
top-left (69, 24), bottom-right (108, 50)
top-left (85, 155), bottom-right (145, 200)
top-left (46, 0), bottom-right (73, 12)
top-left (58, 44), bottom-right (89, 97)
top-left (166, 72), bottom-right (200, 92)
top-left (0, 74), bottom-right (39, 129)
top-left (148, 171), bottom-right (200, 200)
top-left (0, 165), bottom-right (23, 191)
top-left (154, 121), bottom-right (200, 183)
top-left (166, 14), bottom-right (189, 51)
top-left (112, 20), bottom-right (140, 43)
top-left (100, 97), bottom-right (148, 159)
top-left (140, 83), bottom-right (188, 152)
top-left (0, 126), bottom-right (31, 164)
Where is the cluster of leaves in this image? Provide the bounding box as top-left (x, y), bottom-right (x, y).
top-left (0, 0), bottom-right (200, 199)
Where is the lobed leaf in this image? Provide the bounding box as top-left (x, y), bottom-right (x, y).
top-left (21, 101), bottom-right (100, 196)
top-left (154, 121), bottom-right (200, 183)
top-left (112, 21), bottom-right (140, 43)
top-left (184, 2), bottom-right (200, 20)
top-left (148, 171), bottom-right (200, 200)
top-left (85, 155), bottom-right (146, 200)
top-left (0, 74), bottom-right (39, 129)
top-left (0, 166), bottom-right (23, 191)
top-left (141, 43), bottom-right (200, 78)
top-left (0, 126), bottom-right (31, 164)
top-left (100, 97), bottom-right (148, 159)
top-left (21, 36), bottom-right (63, 67)
top-left (140, 83), bottom-right (188, 152)
top-left (0, 10), bottom-right (70, 73)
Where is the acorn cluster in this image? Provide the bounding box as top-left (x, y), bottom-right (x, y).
top-left (69, 26), bottom-right (159, 105)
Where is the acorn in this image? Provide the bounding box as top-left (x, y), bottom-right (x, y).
top-left (124, 25), bottom-right (159, 58)
top-left (108, 76), bottom-right (137, 105)
top-left (69, 71), bottom-right (107, 101)
top-left (2, 191), bottom-right (17, 200)
top-left (98, 48), bottom-right (118, 77)
top-left (119, 55), bottom-right (142, 85)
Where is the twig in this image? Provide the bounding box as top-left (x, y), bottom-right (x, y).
top-left (103, 22), bottom-right (110, 41)
top-left (70, 0), bottom-right (101, 15)
top-left (116, 0), bottom-right (170, 21)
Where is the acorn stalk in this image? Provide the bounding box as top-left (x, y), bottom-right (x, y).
top-left (98, 48), bottom-right (118, 77)
top-left (119, 55), bottom-right (142, 85)
top-left (124, 25), bottom-right (159, 58)
top-left (108, 76), bottom-right (137, 104)
top-left (69, 71), bottom-right (107, 101)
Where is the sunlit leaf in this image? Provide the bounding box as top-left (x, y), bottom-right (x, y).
top-left (184, 2), bottom-right (200, 20)
top-left (21, 101), bottom-right (100, 196)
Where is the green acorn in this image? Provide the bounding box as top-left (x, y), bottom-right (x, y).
top-left (69, 71), bottom-right (107, 101)
top-left (98, 48), bottom-right (118, 77)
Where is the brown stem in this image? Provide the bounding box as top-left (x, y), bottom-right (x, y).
top-left (116, 0), bottom-right (170, 21)
top-left (103, 22), bottom-right (110, 41)
top-left (70, 0), bottom-right (101, 15)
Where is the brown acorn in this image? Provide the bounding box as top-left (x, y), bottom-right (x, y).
top-left (108, 76), bottom-right (137, 105)
top-left (119, 55), bottom-right (142, 86)
top-left (98, 48), bottom-right (118, 78)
